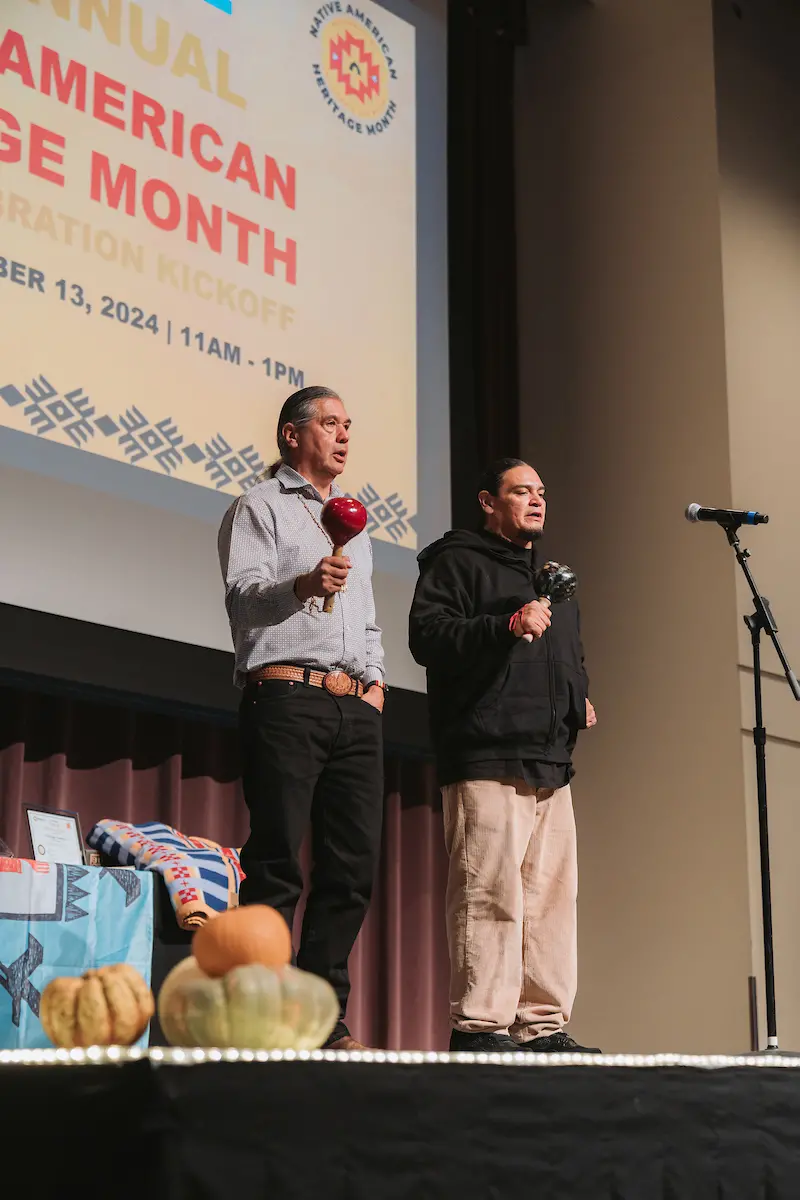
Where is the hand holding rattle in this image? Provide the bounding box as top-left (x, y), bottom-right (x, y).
top-left (320, 497), bottom-right (368, 613)
top-left (512, 561), bottom-right (578, 642)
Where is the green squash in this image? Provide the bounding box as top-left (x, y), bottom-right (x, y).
top-left (157, 956), bottom-right (338, 1050)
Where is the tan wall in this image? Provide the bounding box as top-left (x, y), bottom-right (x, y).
top-left (515, 0), bottom-right (754, 1052)
top-left (715, 0), bottom-right (800, 1049)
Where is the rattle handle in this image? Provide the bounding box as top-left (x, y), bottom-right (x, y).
top-left (519, 595), bottom-right (550, 642)
top-left (322, 545), bottom-right (345, 614)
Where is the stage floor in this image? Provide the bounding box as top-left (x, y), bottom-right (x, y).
top-left (3, 1048), bottom-right (800, 1198)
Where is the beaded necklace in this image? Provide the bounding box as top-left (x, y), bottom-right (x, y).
top-left (299, 495), bottom-right (333, 546)
top-left (297, 493), bottom-right (347, 612)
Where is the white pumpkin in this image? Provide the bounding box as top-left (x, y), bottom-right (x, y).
top-left (157, 956), bottom-right (338, 1050)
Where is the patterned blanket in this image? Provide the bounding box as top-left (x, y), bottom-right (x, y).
top-left (87, 821), bottom-right (243, 930)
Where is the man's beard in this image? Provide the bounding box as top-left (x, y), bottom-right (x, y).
top-left (513, 527), bottom-right (543, 546)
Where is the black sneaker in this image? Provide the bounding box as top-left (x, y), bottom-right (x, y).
top-left (449, 1029), bottom-right (523, 1053)
top-left (518, 1031), bottom-right (601, 1053)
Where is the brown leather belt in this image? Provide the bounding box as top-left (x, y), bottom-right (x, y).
top-left (247, 664), bottom-right (364, 698)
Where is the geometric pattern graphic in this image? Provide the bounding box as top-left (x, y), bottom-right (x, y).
top-left (1, 373), bottom-right (267, 495)
top-left (99, 868), bottom-right (143, 908)
top-left (355, 482), bottom-right (416, 544)
top-left (1, 374), bottom-right (417, 542)
top-left (329, 31), bottom-right (381, 104)
top-left (64, 866), bottom-right (90, 923)
top-left (0, 933), bottom-right (43, 1027)
top-left (319, 17), bottom-right (390, 121)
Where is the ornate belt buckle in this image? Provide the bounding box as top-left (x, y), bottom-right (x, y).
top-left (323, 670), bottom-right (351, 697)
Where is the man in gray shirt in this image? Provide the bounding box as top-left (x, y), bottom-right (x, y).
top-left (218, 385), bottom-right (386, 1051)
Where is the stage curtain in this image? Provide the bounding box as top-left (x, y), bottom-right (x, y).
top-left (448, 0), bottom-right (527, 528)
top-left (0, 684), bottom-right (450, 1051)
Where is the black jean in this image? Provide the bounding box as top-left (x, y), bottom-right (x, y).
top-left (238, 679), bottom-right (384, 1030)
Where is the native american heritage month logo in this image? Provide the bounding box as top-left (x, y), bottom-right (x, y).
top-left (310, 5), bottom-right (399, 134)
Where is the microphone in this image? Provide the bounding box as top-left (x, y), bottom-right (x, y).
top-left (685, 504), bottom-right (769, 527)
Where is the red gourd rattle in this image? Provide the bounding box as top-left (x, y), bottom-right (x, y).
top-left (320, 497), bottom-right (368, 613)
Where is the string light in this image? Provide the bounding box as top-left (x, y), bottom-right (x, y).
top-left (0, 1048), bottom-right (799, 1068)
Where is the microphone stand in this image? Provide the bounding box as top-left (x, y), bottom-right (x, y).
top-left (724, 521), bottom-right (800, 1052)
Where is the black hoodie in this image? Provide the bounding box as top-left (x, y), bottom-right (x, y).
top-left (408, 530), bottom-right (589, 785)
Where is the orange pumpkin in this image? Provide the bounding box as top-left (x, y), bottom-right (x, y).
top-left (192, 904), bottom-right (292, 978)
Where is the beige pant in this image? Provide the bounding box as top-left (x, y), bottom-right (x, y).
top-left (441, 778), bottom-right (578, 1042)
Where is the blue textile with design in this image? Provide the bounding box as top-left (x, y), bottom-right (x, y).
top-left (0, 859), bottom-right (153, 1050)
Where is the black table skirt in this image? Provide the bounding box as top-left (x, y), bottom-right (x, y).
top-left (3, 1054), bottom-right (800, 1199)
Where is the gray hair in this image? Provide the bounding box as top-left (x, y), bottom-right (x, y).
top-left (267, 385), bottom-right (341, 475)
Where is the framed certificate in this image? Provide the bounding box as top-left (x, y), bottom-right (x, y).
top-left (25, 806), bottom-right (86, 867)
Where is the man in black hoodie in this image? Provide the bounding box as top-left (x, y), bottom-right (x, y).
top-left (409, 458), bottom-right (599, 1054)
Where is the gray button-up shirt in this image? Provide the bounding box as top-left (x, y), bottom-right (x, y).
top-left (218, 463), bottom-right (385, 689)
